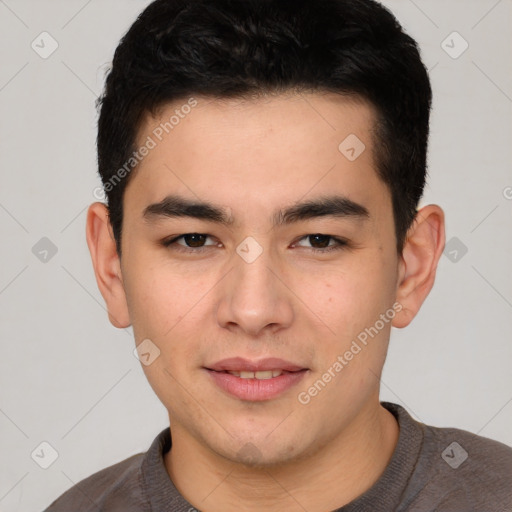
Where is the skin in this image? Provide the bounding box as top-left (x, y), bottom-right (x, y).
top-left (86, 91), bottom-right (445, 511)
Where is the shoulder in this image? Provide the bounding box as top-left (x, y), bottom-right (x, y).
top-left (411, 421), bottom-right (512, 511)
top-left (382, 403), bottom-right (512, 511)
top-left (43, 452), bottom-right (149, 512)
top-left (424, 422), bottom-right (512, 478)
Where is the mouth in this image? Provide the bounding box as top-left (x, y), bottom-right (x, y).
top-left (204, 357), bottom-right (309, 401)
top-left (217, 369), bottom-right (292, 379)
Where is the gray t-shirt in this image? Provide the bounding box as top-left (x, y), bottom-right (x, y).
top-left (44, 402), bottom-right (512, 511)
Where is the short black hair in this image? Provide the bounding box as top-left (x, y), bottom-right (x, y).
top-left (97, 0), bottom-right (432, 256)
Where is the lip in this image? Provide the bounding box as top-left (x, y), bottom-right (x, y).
top-left (205, 357), bottom-right (306, 372)
top-left (204, 357), bottom-right (309, 401)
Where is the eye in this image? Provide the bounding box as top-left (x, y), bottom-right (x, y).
top-left (161, 233), bottom-right (348, 255)
top-left (294, 234), bottom-right (348, 253)
top-left (162, 233), bottom-right (220, 253)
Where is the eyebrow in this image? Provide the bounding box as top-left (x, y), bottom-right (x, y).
top-left (143, 194), bottom-right (369, 227)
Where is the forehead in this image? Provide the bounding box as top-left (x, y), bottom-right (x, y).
top-left (126, 92), bottom-right (387, 222)
top-left (140, 91), bottom-right (376, 156)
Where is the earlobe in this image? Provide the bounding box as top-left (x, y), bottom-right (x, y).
top-left (85, 202), bottom-right (131, 328)
top-left (392, 205), bottom-right (445, 329)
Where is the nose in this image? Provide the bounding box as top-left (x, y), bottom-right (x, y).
top-left (215, 244), bottom-right (294, 337)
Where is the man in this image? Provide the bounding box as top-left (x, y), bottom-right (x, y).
top-left (45, 0), bottom-right (512, 510)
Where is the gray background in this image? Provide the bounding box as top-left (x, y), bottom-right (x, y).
top-left (0, 1), bottom-right (511, 510)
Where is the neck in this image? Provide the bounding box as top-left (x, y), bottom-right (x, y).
top-left (164, 400), bottom-right (399, 512)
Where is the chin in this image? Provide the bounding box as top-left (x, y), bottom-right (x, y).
top-left (231, 443), bottom-right (298, 468)
top-left (215, 428), bottom-right (309, 469)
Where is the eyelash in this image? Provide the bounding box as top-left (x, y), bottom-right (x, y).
top-left (161, 233), bottom-right (348, 254)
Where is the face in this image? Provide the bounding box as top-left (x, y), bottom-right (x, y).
top-left (118, 92), bottom-right (403, 465)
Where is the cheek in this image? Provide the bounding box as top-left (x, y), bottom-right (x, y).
top-left (129, 269), bottom-right (206, 404)
top-left (303, 252), bottom-right (398, 357)
top-left (125, 272), bottom-right (176, 338)
top-left (125, 263), bottom-right (214, 382)
top-left (316, 255), bottom-right (395, 318)
top-left (123, 249), bottom-right (207, 340)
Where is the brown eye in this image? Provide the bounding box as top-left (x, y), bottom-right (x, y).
top-left (294, 234), bottom-right (348, 253)
top-left (179, 233), bottom-right (208, 247)
top-left (162, 233), bottom-right (219, 252)
top-left (308, 234), bottom-right (331, 249)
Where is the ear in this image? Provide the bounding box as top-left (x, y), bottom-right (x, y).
top-left (392, 204), bottom-right (445, 328)
top-left (85, 202), bottom-right (131, 328)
